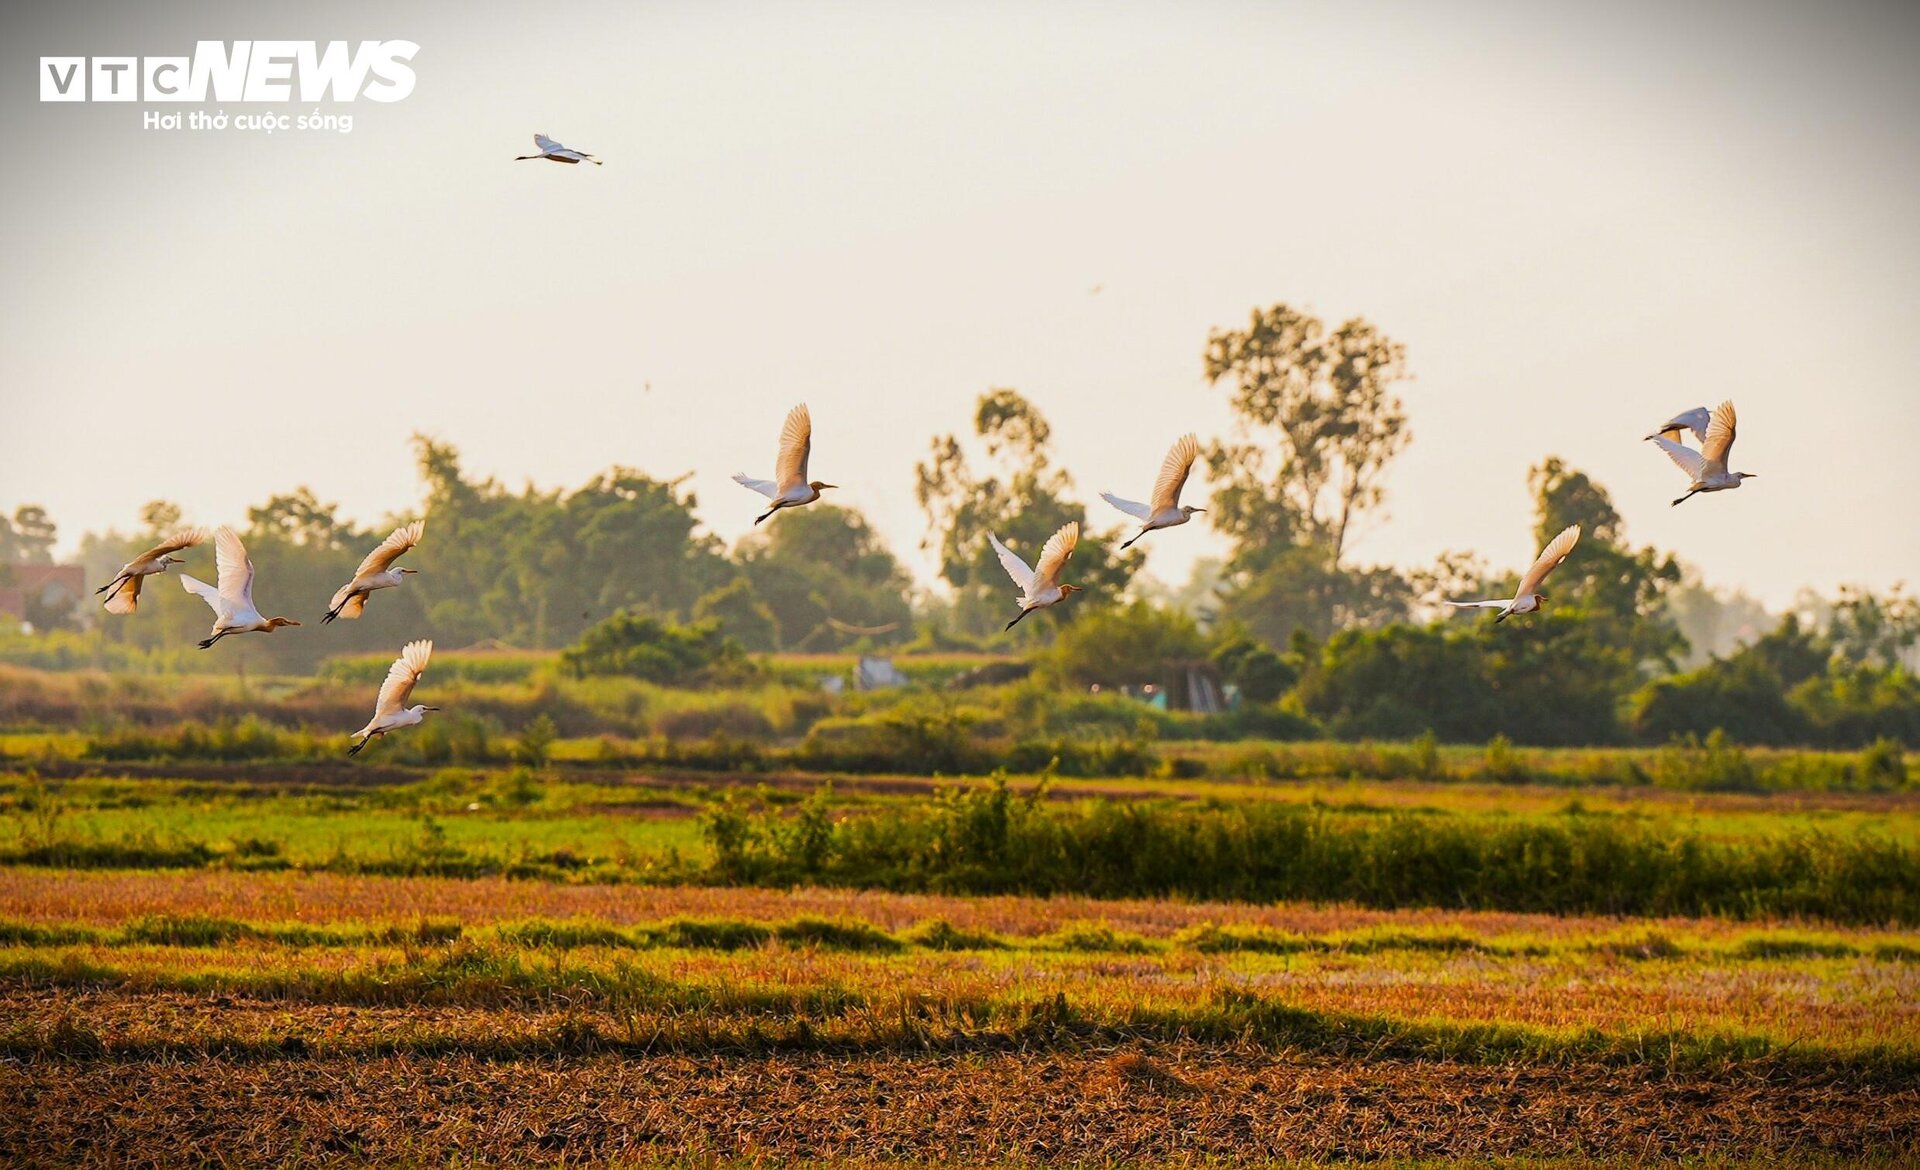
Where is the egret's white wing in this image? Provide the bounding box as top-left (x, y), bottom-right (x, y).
top-left (988, 532), bottom-right (1036, 593)
top-left (1701, 400), bottom-right (1737, 468)
top-left (139, 528), bottom-right (209, 561)
top-left (732, 473), bottom-right (781, 500)
top-left (534, 133), bottom-right (562, 153)
top-left (180, 572), bottom-right (222, 613)
top-left (1650, 407), bottom-right (1711, 444)
top-left (1444, 600), bottom-right (1508, 610)
top-left (1099, 491), bottom-right (1152, 521)
top-left (1517, 524), bottom-right (1580, 597)
top-left (213, 527), bottom-right (254, 607)
top-left (353, 521), bottom-right (423, 578)
top-left (1149, 434), bottom-right (1200, 512)
top-left (374, 640), bottom-right (433, 717)
top-left (103, 575), bottom-right (142, 615)
top-left (1031, 522), bottom-right (1079, 591)
top-left (774, 403), bottom-right (812, 493)
top-left (1649, 435), bottom-right (1707, 481)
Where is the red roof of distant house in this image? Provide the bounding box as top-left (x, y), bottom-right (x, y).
top-left (0, 563), bottom-right (85, 622)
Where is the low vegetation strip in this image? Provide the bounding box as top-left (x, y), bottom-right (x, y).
top-left (703, 782), bottom-right (1920, 924)
top-left (4, 911), bottom-right (1915, 965)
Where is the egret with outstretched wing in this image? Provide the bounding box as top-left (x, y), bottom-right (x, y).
top-left (514, 132), bottom-right (602, 165)
top-left (1647, 400), bottom-right (1755, 506)
top-left (98, 528), bottom-right (208, 616)
top-left (733, 403), bottom-right (836, 524)
top-left (1647, 407), bottom-right (1711, 445)
top-left (1102, 434), bottom-right (1205, 551)
top-left (324, 521), bottom-right (424, 623)
top-left (179, 527), bottom-right (301, 649)
top-left (989, 522), bottom-right (1082, 631)
top-left (1445, 524), bottom-right (1581, 624)
top-left (348, 640), bottom-right (440, 756)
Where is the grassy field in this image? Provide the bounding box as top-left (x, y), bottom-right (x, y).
top-left (3, 729), bottom-right (1919, 1164)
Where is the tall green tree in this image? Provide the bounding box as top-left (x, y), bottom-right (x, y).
top-left (1202, 304), bottom-right (1410, 567)
top-left (137, 501), bottom-right (184, 539)
top-left (736, 504), bottom-right (914, 651)
top-left (6, 506), bottom-right (57, 564)
top-left (692, 578), bottom-right (780, 653)
top-left (411, 436), bottom-right (730, 648)
top-left (1201, 305), bottom-right (1415, 648)
top-left (1827, 584), bottom-right (1920, 669)
top-left (1219, 548), bottom-right (1412, 646)
top-left (1044, 600), bottom-right (1207, 690)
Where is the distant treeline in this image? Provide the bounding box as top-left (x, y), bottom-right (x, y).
top-left (4, 303), bottom-right (1916, 750)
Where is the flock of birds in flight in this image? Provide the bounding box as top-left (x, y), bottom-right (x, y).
top-left (91, 134), bottom-right (1756, 754)
top-left (91, 392), bottom-right (1754, 755)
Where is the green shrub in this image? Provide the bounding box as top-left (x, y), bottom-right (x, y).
top-left (495, 918), bottom-right (635, 950)
top-left (793, 699), bottom-right (987, 774)
top-left (773, 916), bottom-right (902, 952)
top-left (559, 611), bottom-right (754, 686)
top-left (1650, 730), bottom-right (1759, 792)
top-left (512, 714), bottom-right (557, 767)
top-left (647, 917), bottom-right (773, 951)
top-left (117, 914), bottom-right (256, 947)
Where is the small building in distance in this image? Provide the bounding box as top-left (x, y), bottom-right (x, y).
top-left (0, 563), bottom-right (86, 631)
top-left (855, 656), bottom-right (909, 691)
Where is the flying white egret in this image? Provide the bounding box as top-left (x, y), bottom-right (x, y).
top-left (179, 527), bottom-right (301, 649)
top-left (514, 132), bottom-right (601, 165)
top-left (1101, 433), bottom-right (1205, 550)
top-left (348, 640), bottom-right (439, 756)
top-left (734, 403), bottom-right (836, 524)
top-left (1648, 400), bottom-right (1755, 506)
top-left (1647, 406), bottom-right (1711, 445)
top-left (323, 521), bottom-right (424, 624)
top-left (1445, 524), bottom-right (1581, 624)
top-left (97, 528), bottom-right (208, 616)
top-left (989, 522), bottom-right (1083, 631)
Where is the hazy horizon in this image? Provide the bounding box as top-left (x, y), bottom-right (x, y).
top-left (5, 0), bottom-right (1918, 610)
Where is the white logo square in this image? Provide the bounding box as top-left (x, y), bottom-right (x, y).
top-left (91, 56), bottom-right (138, 101)
top-left (40, 57), bottom-right (86, 101)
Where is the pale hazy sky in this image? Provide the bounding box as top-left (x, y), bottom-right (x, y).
top-left (4, 0), bottom-right (1917, 609)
